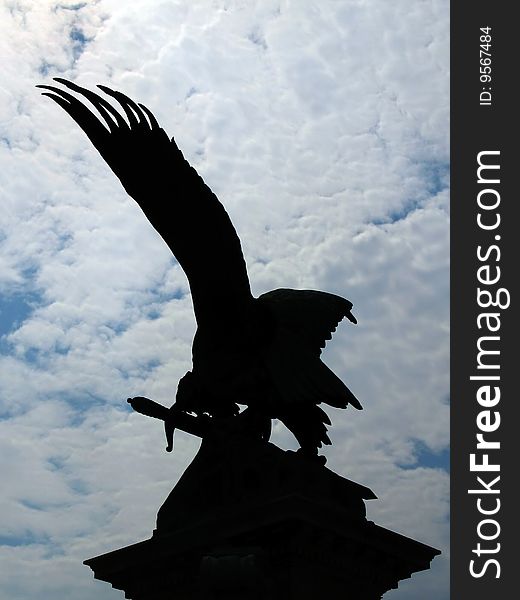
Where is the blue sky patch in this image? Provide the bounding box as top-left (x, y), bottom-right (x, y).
top-left (401, 440), bottom-right (450, 472)
top-left (422, 161), bottom-right (450, 196)
top-left (69, 27), bottom-right (92, 62)
top-left (0, 532), bottom-right (50, 547)
top-left (0, 293), bottom-right (39, 337)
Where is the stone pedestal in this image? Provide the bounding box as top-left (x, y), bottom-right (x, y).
top-left (84, 439), bottom-right (439, 599)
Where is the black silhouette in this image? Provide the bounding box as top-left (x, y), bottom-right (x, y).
top-left (38, 78), bottom-right (362, 461)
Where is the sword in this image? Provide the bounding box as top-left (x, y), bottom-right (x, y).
top-left (127, 397), bottom-right (208, 452)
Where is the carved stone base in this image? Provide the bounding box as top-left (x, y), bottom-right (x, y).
top-left (84, 439), bottom-right (439, 599)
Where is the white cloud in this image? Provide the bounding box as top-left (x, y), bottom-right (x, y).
top-left (1, 1), bottom-right (449, 598)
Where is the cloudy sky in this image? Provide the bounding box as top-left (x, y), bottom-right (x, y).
top-left (0, 1), bottom-right (449, 598)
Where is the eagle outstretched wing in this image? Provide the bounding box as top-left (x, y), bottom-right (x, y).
top-left (258, 289), bottom-right (362, 409)
top-left (37, 78), bottom-right (253, 327)
top-left (258, 289), bottom-right (357, 353)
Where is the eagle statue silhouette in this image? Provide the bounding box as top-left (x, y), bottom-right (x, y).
top-left (38, 78), bottom-right (362, 462)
